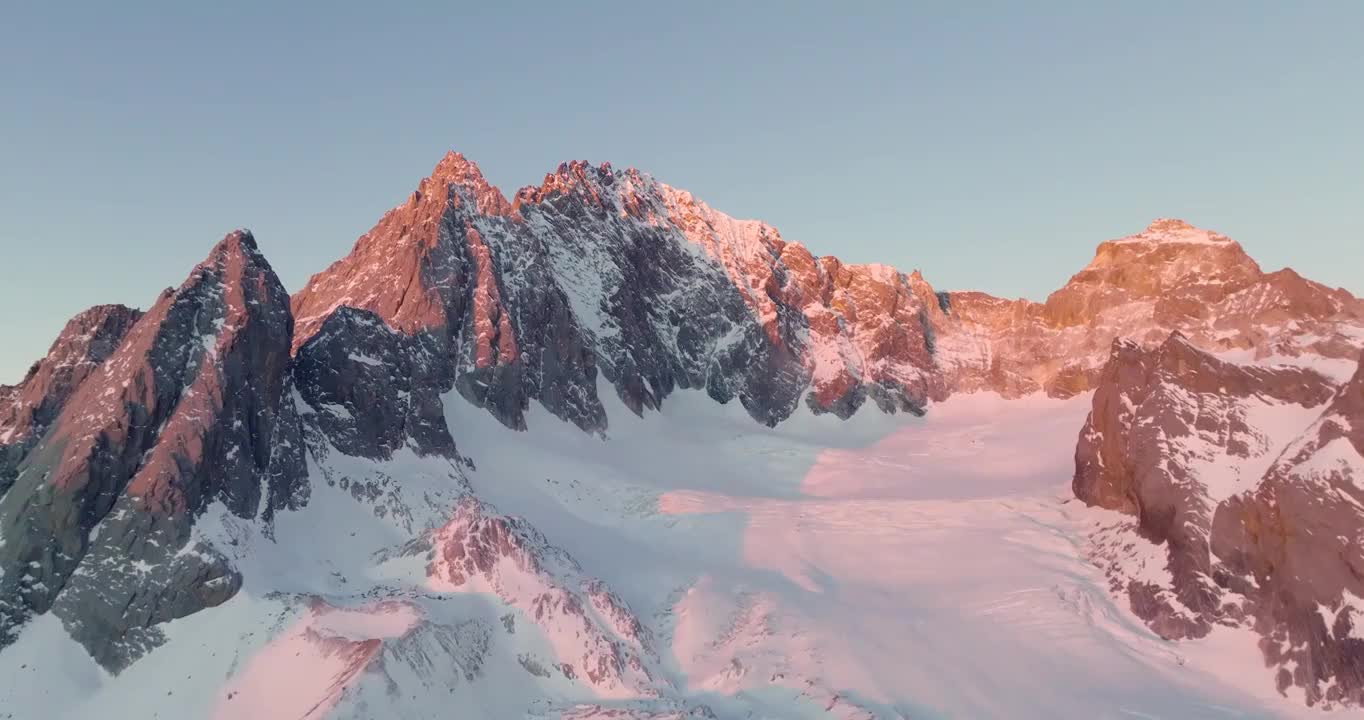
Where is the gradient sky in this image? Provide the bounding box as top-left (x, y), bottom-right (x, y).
top-left (3, 2), bottom-right (1362, 383)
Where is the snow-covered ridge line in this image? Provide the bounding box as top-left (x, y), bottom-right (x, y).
top-left (287, 150), bottom-right (1364, 436)
top-left (2, 148), bottom-right (1363, 716)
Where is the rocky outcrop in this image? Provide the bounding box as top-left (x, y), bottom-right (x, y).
top-left (1074, 334), bottom-right (1364, 708)
top-left (0, 304), bottom-right (142, 495)
top-left (1074, 333), bottom-right (1336, 638)
top-left (422, 497), bottom-right (663, 699)
top-left (1211, 361), bottom-right (1364, 707)
top-left (0, 231), bottom-right (306, 670)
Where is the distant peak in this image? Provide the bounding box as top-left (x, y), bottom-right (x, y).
top-left (512, 159), bottom-right (624, 210)
top-left (68, 303), bottom-right (142, 326)
top-left (1145, 217), bottom-right (1197, 233)
top-left (197, 229), bottom-right (286, 292)
top-left (196, 230), bottom-right (261, 272)
top-left (1107, 217), bottom-right (1234, 246)
top-left (201, 229), bottom-right (261, 266)
top-left (419, 150), bottom-right (512, 216)
top-left (223, 228), bottom-right (258, 250)
top-left (431, 150), bottom-right (483, 179)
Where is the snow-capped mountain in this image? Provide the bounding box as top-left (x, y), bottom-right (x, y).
top-left (1, 150), bottom-right (1361, 718)
top-left (947, 218), bottom-right (1364, 396)
top-left (0, 232), bottom-right (307, 670)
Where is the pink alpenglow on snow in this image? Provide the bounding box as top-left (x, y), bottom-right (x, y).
top-left (212, 601), bottom-right (422, 720)
top-left (2, 149), bottom-right (1362, 718)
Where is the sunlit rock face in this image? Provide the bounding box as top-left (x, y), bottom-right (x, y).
top-left (1074, 333), bottom-right (1364, 708)
top-left (945, 218), bottom-right (1364, 398)
top-left (0, 230), bottom-right (306, 670)
top-left (291, 154), bottom-right (957, 431)
top-left (2, 149), bottom-right (1362, 714)
top-left (294, 154), bottom-right (1364, 429)
top-left (0, 304), bottom-right (142, 496)
top-left (1074, 334), bottom-right (1335, 636)
top-left (1212, 360), bottom-right (1364, 707)
top-left (423, 497), bottom-right (663, 699)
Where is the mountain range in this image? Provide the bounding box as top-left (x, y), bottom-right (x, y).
top-left (1, 151), bottom-right (1361, 718)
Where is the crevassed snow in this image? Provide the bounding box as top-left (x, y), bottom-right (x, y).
top-left (0, 381), bottom-right (1321, 718)
top-left (442, 383), bottom-right (1306, 719)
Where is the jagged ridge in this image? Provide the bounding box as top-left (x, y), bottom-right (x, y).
top-left (0, 231), bottom-right (306, 669)
top-left (1, 149), bottom-right (1362, 714)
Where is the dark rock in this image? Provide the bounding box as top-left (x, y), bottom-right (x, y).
top-left (293, 307), bottom-right (456, 458)
top-left (0, 230), bottom-right (305, 669)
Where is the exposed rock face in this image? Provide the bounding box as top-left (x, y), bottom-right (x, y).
top-left (290, 152), bottom-right (607, 433)
top-left (0, 304), bottom-right (142, 495)
top-left (292, 306), bottom-right (456, 459)
top-left (1211, 361), bottom-right (1364, 706)
top-left (294, 156), bottom-right (1364, 432)
top-left (0, 231), bottom-right (306, 670)
top-left (424, 497), bottom-right (662, 698)
top-left (1074, 333), bottom-right (1336, 638)
top-left (291, 154), bottom-right (952, 431)
top-left (2, 149), bottom-right (1362, 712)
top-left (1074, 334), bottom-right (1364, 707)
top-left (949, 218), bottom-right (1364, 397)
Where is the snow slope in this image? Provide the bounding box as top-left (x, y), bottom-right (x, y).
top-left (445, 385), bottom-right (1315, 719)
top-left (0, 384), bottom-right (1332, 719)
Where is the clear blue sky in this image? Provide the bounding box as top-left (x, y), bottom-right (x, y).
top-left (3, 2), bottom-right (1362, 383)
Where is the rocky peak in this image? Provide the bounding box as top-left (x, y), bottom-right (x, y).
top-left (512, 159), bottom-right (619, 211)
top-left (0, 229), bottom-right (305, 670)
top-left (1052, 219), bottom-right (1261, 314)
top-left (292, 151), bottom-right (1364, 428)
top-left (291, 157), bottom-right (491, 348)
top-left (936, 214), bottom-right (1364, 399)
top-left (0, 303), bottom-right (143, 498)
top-left (1146, 217), bottom-right (1195, 232)
top-left (421, 151), bottom-right (512, 217)
top-left (0, 304), bottom-right (142, 445)
top-left (425, 498), bottom-right (661, 697)
top-left (1140, 217), bottom-right (1231, 241)
top-left (204, 229), bottom-right (275, 288)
